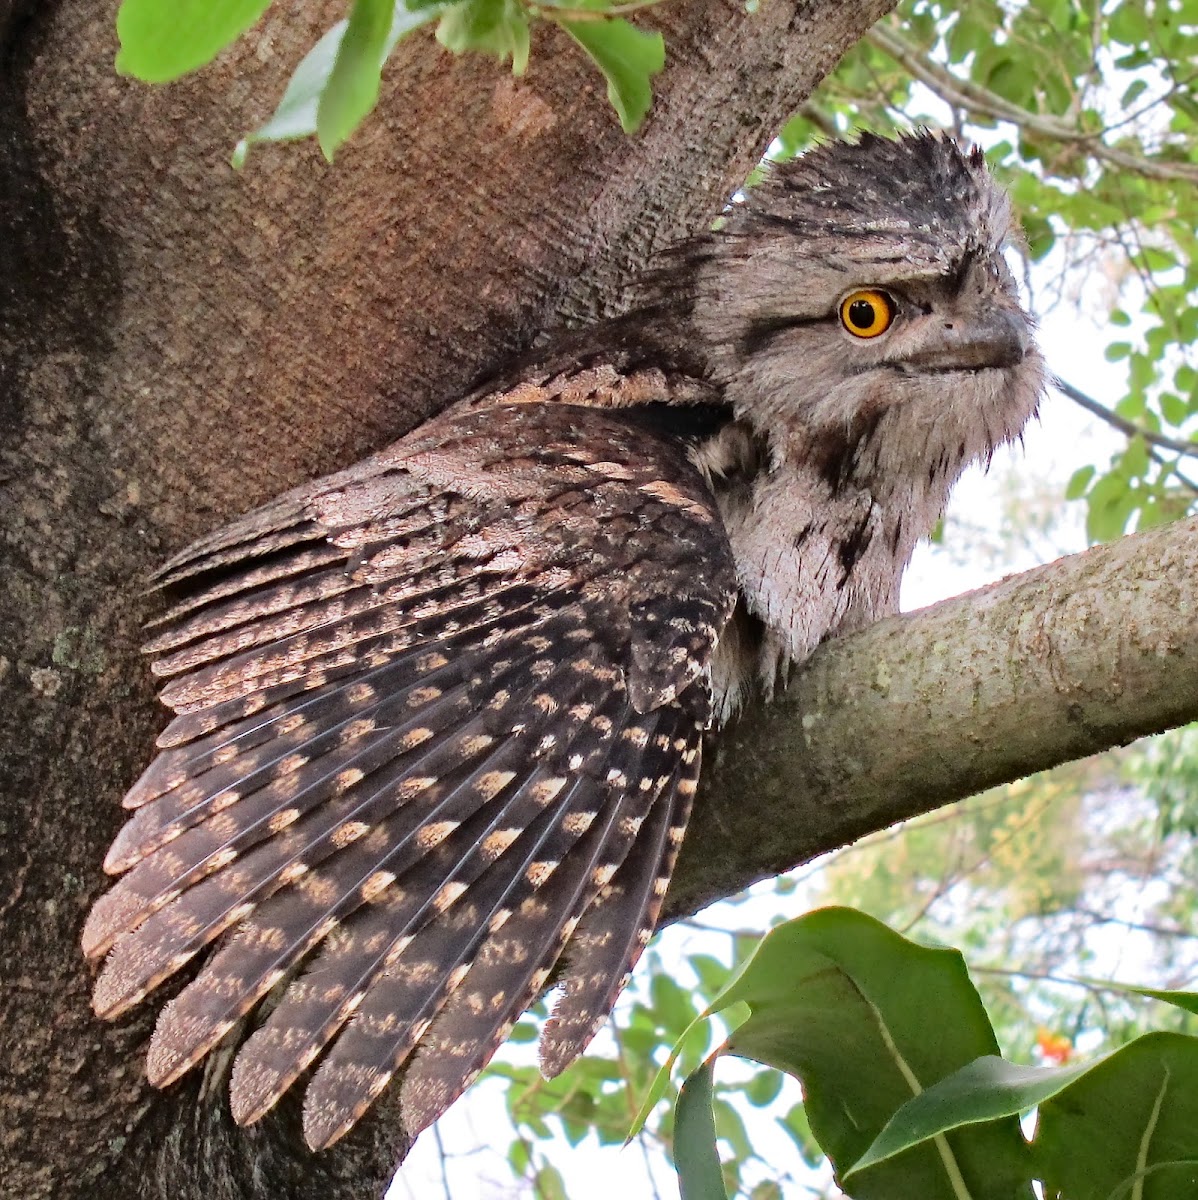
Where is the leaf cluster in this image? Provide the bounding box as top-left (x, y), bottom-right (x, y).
top-left (114, 0), bottom-right (666, 162)
top-left (657, 909), bottom-right (1198, 1200)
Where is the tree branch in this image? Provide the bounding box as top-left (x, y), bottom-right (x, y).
top-left (1056, 376), bottom-right (1198, 462)
top-left (866, 22), bottom-right (1198, 185)
top-left (668, 515), bottom-right (1198, 918)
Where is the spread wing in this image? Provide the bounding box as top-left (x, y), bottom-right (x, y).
top-left (83, 400), bottom-right (736, 1150)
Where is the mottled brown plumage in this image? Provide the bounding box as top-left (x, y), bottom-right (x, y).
top-left (84, 132), bottom-right (1044, 1153)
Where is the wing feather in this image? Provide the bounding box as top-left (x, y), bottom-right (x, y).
top-left (224, 760), bottom-right (579, 1125)
top-left (124, 643), bottom-right (472, 812)
top-left (145, 645), bottom-right (618, 1091)
top-left (87, 691), bottom-right (478, 966)
top-left (384, 731), bottom-right (684, 1145)
top-left (87, 400), bottom-right (738, 1151)
top-left (540, 744), bottom-right (699, 1077)
top-left (144, 543), bottom-right (349, 632)
top-left (303, 772), bottom-right (622, 1149)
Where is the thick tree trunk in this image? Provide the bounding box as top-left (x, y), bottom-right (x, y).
top-left (0, 2), bottom-right (899, 1196)
top-left (7, 3), bottom-right (1198, 1197)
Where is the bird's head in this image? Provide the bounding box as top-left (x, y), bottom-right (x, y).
top-left (691, 132), bottom-right (1045, 494)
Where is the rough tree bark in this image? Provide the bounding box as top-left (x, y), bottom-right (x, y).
top-left (1, 2), bottom-right (898, 1197)
top-left (1, 2), bottom-right (1194, 1198)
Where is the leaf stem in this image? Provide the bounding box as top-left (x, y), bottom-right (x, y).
top-left (864, 995), bottom-right (974, 1200)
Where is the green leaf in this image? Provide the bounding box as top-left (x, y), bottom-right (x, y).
top-left (1130, 351), bottom-right (1159, 394)
top-left (1065, 464), bottom-right (1095, 500)
top-left (1117, 387), bottom-right (1148, 420)
top-left (233, 2), bottom-right (441, 166)
top-left (744, 1068), bottom-right (784, 1107)
top-left (1122, 78), bottom-right (1149, 107)
top-left (854, 1032), bottom-right (1198, 1189)
top-left (436, 0), bottom-right (530, 74)
top-left (233, 21), bottom-right (346, 167)
top-left (1097, 981), bottom-right (1198, 1017)
top-left (946, 11), bottom-right (990, 61)
top-left (651, 971), bottom-right (701, 1037)
top-left (1110, 2), bottom-right (1153, 47)
top-left (628, 1004), bottom-right (745, 1138)
top-left (1122, 436), bottom-right (1150, 479)
top-left (115, 0), bottom-right (272, 82)
top-left (1160, 392), bottom-right (1189, 426)
top-left (777, 1103), bottom-right (823, 1167)
top-left (984, 57), bottom-right (1031, 106)
top-left (508, 1137), bottom-right (531, 1176)
top-left (749, 1184), bottom-right (783, 1200)
top-left (318, 0), bottom-right (397, 160)
top-left (556, 17), bottom-right (665, 133)
top-left (688, 953), bottom-right (732, 1000)
top-left (533, 1163), bottom-right (568, 1200)
top-left (1113, 48), bottom-right (1152, 69)
top-left (706, 908), bottom-right (1033, 1199)
top-left (712, 1096), bottom-right (754, 1161)
top-left (1022, 214), bottom-right (1055, 260)
top-left (1036, 1032), bottom-right (1198, 1199)
top-left (1086, 470), bottom-right (1133, 541)
top-left (850, 1055), bottom-right (1100, 1174)
top-left (1140, 246), bottom-right (1178, 272)
top-left (675, 1056), bottom-right (728, 1200)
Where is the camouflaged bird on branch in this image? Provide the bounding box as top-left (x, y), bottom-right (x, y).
top-left (84, 132), bottom-right (1044, 1154)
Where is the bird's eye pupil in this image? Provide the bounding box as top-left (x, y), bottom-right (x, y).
top-left (848, 299), bottom-right (875, 330)
top-left (839, 289), bottom-right (894, 339)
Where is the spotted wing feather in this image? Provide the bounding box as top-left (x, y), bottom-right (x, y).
top-left (540, 744), bottom-right (699, 1078)
top-left (380, 712), bottom-right (702, 1147)
top-left (87, 400), bottom-right (736, 1149)
top-left (150, 653), bottom-right (615, 1095)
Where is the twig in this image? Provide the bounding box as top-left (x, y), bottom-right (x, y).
top-left (638, 1130), bottom-right (664, 1200)
top-left (432, 1123), bottom-right (452, 1200)
top-left (972, 964), bottom-right (1113, 992)
top-left (1070, 906), bottom-right (1197, 940)
top-left (793, 100), bottom-right (839, 142)
top-left (1147, 445), bottom-right (1198, 496)
top-left (1054, 376), bottom-right (1198, 459)
top-left (867, 22), bottom-right (1198, 184)
top-left (529, 0), bottom-right (665, 19)
top-left (973, 963), bottom-right (1198, 1000)
top-left (897, 790), bottom-right (1060, 936)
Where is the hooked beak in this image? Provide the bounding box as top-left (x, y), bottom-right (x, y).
top-left (903, 306), bottom-right (1029, 373)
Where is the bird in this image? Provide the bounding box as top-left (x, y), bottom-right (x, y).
top-left (82, 131), bottom-right (1044, 1154)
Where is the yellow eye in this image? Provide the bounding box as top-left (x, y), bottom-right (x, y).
top-left (839, 289), bottom-right (894, 339)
